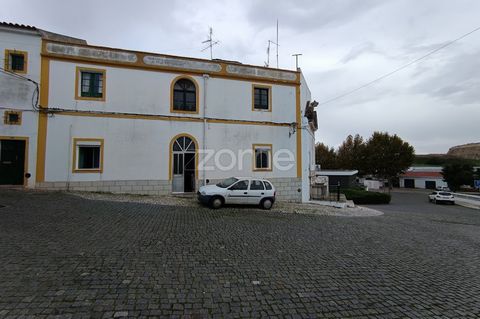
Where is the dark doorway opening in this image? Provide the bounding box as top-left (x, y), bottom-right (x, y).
top-left (184, 153), bottom-right (195, 193)
top-left (425, 181), bottom-right (436, 190)
top-left (404, 179), bottom-right (415, 188)
top-left (0, 139), bottom-right (26, 185)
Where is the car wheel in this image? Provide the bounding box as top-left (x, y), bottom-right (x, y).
top-left (261, 198), bottom-right (273, 210)
top-left (210, 196), bottom-right (223, 209)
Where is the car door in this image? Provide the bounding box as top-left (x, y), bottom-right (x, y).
top-left (226, 180), bottom-right (250, 204)
top-left (248, 180), bottom-right (266, 204)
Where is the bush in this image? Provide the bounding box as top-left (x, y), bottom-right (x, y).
top-left (342, 188), bottom-right (391, 205)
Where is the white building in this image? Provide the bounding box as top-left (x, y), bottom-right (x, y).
top-left (0, 23), bottom-right (317, 202)
top-left (399, 166), bottom-right (448, 190)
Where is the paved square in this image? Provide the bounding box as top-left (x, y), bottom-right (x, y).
top-left (0, 190), bottom-right (479, 318)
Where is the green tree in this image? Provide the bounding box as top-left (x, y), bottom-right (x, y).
top-left (442, 160), bottom-right (474, 191)
top-left (364, 132), bottom-right (415, 189)
top-left (336, 134), bottom-right (366, 174)
top-left (315, 142), bottom-right (337, 169)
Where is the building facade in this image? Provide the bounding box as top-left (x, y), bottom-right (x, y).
top-left (399, 167), bottom-right (448, 190)
top-left (0, 23), bottom-right (317, 202)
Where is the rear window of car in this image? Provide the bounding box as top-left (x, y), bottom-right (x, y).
top-left (263, 181), bottom-right (272, 190)
top-left (439, 192), bottom-right (452, 196)
top-left (250, 180), bottom-right (265, 190)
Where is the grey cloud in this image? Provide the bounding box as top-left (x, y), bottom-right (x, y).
top-left (410, 50), bottom-right (480, 105)
top-left (246, 0), bottom-right (384, 32)
top-left (339, 42), bottom-right (381, 64)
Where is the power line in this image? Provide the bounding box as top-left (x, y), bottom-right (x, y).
top-left (0, 66), bottom-right (40, 111)
top-left (0, 66), bottom-right (38, 84)
top-left (317, 25), bottom-right (480, 106)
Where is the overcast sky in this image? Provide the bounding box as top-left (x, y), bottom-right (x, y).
top-left (2, 0), bottom-right (479, 154)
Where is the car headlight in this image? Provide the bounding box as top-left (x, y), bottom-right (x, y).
top-left (201, 191), bottom-right (206, 195)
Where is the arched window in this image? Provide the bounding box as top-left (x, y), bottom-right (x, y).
top-left (173, 78), bottom-right (197, 112)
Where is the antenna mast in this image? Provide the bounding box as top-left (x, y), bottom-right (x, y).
top-left (201, 27), bottom-right (220, 60)
top-left (265, 20), bottom-right (280, 68)
top-left (276, 19), bottom-right (279, 68)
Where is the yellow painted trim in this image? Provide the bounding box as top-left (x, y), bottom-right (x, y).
top-left (42, 40), bottom-right (301, 86)
top-left (169, 75), bottom-right (200, 114)
top-left (51, 110), bottom-right (292, 127)
top-left (251, 84), bottom-right (272, 112)
top-left (75, 67), bottom-right (107, 101)
top-left (296, 86), bottom-right (302, 178)
top-left (4, 49), bottom-right (28, 74)
top-left (3, 110), bottom-right (22, 125)
top-left (0, 136), bottom-right (29, 186)
top-left (252, 143), bottom-right (273, 172)
top-left (168, 133), bottom-right (198, 182)
top-left (72, 138), bottom-right (104, 173)
top-left (36, 56), bottom-right (49, 183)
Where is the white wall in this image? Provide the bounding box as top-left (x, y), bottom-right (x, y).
top-left (399, 177), bottom-right (448, 189)
top-left (300, 72), bottom-right (314, 202)
top-left (48, 61), bottom-right (296, 123)
top-left (0, 28), bottom-right (41, 186)
top-left (44, 115), bottom-right (298, 182)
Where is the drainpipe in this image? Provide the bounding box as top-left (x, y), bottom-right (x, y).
top-left (202, 74), bottom-right (209, 186)
top-left (66, 124), bottom-right (73, 191)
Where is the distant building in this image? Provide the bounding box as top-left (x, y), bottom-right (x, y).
top-left (399, 167), bottom-right (448, 189)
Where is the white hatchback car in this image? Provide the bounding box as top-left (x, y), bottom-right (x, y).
top-left (198, 177), bottom-right (276, 209)
top-left (428, 191), bottom-right (455, 205)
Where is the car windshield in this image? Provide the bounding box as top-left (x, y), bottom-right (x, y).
top-left (439, 192), bottom-right (452, 196)
top-left (216, 177), bottom-right (239, 188)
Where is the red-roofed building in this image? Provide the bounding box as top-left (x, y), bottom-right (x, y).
top-left (399, 167), bottom-right (448, 189)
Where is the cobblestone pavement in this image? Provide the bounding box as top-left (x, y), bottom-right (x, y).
top-left (0, 190), bottom-right (479, 318)
top-left (72, 192), bottom-right (383, 217)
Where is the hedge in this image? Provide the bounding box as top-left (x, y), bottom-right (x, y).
top-left (342, 188), bottom-right (391, 205)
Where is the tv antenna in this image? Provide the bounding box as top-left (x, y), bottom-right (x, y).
top-left (292, 53), bottom-right (302, 70)
top-left (201, 27), bottom-right (220, 60)
top-left (265, 20), bottom-right (279, 68)
top-left (265, 40), bottom-right (279, 67)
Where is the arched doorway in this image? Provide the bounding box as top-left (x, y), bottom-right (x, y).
top-left (171, 135), bottom-right (197, 193)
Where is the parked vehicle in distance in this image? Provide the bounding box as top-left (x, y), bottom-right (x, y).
top-left (198, 177), bottom-right (276, 209)
top-left (428, 191), bottom-right (455, 205)
top-left (436, 186), bottom-right (451, 191)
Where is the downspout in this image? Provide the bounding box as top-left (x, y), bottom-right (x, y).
top-left (202, 74), bottom-right (209, 186)
top-left (66, 124), bottom-right (73, 191)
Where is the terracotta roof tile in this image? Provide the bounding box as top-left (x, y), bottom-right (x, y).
top-left (0, 22), bottom-right (37, 31)
top-left (401, 171), bottom-right (443, 178)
